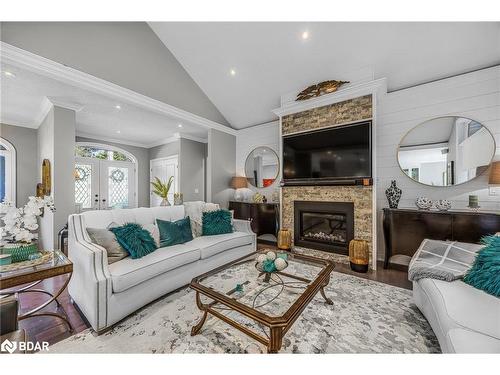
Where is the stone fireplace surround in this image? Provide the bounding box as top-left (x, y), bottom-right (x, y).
top-left (279, 94), bottom-right (374, 267)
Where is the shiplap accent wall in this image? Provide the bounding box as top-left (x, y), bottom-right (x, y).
top-left (235, 121), bottom-right (281, 199)
top-left (376, 66), bottom-right (500, 259)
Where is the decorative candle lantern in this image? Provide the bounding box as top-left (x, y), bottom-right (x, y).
top-left (277, 228), bottom-right (292, 251)
top-left (349, 239), bottom-right (369, 273)
top-left (468, 195), bottom-right (479, 210)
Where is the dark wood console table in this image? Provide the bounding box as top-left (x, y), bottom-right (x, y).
top-left (228, 201), bottom-right (279, 243)
top-left (382, 208), bottom-right (500, 269)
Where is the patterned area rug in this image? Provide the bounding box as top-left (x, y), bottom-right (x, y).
top-left (50, 272), bottom-right (440, 353)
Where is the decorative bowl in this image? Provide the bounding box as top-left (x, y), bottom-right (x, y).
top-left (255, 251), bottom-right (288, 273)
top-left (434, 199), bottom-right (452, 211)
top-left (415, 197), bottom-right (433, 210)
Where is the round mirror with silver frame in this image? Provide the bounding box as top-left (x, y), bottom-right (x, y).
top-left (397, 116), bottom-right (496, 187)
top-left (244, 146), bottom-right (280, 188)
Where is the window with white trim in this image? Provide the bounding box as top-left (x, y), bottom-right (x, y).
top-left (0, 138), bottom-right (16, 204)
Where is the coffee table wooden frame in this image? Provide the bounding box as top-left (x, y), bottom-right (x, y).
top-left (190, 251), bottom-right (334, 353)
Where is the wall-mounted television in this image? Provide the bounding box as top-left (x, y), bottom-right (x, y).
top-left (282, 121), bottom-right (372, 185)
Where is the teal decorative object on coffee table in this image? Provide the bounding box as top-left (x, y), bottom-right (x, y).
top-left (2, 243), bottom-right (39, 263)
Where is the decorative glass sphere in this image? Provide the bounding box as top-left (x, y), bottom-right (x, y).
top-left (274, 257), bottom-right (287, 271)
top-left (266, 251), bottom-right (276, 261)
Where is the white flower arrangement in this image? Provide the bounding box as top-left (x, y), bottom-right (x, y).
top-left (0, 196), bottom-right (55, 245)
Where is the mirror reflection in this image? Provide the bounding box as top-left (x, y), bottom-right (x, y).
top-left (398, 116), bottom-right (495, 186)
top-left (244, 146), bottom-right (279, 188)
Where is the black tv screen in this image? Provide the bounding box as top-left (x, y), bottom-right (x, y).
top-left (283, 121), bottom-right (371, 182)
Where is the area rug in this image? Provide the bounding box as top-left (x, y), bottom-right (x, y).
top-left (49, 271), bottom-right (440, 353)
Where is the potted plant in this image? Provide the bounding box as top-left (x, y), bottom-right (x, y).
top-left (150, 176), bottom-right (174, 206)
top-left (0, 196), bottom-right (55, 262)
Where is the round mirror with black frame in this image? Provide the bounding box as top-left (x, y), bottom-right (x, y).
top-left (244, 146), bottom-right (280, 188)
top-left (397, 116), bottom-right (496, 187)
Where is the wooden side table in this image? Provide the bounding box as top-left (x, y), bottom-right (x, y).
top-left (0, 250), bottom-right (74, 332)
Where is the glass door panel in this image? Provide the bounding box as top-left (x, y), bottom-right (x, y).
top-left (99, 161), bottom-right (136, 209)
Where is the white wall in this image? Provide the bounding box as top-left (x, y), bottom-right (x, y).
top-left (376, 65), bottom-right (500, 259)
top-left (235, 121), bottom-right (280, 201)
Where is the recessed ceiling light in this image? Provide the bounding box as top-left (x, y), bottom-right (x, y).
top-left (230, 69), bottom-right (236, 76)
top-left (301, 31), bottom-right (309, 40)
top-left (178, 124), bottom-right (183, 128)
top-left (116, 130), bottom-right (121, 134)
top-left (3, 71), bottom-right (16, 78)
top-left (115, 105), bottom-right (121, 110)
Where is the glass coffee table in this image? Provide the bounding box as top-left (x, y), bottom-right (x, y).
top-left (190, 250), bottom-right (334, 353)
top-left (0, 250), bottom-right (74, 332)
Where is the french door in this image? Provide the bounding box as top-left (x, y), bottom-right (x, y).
top-left (150, 155), bottom-right (179, 207)
top-left (75, 157), bottom-right (136, 211)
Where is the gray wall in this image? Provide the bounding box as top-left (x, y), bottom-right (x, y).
top-left (207, 129), bottom-right (236, 208)
top-left (179, 138), bottom-right (206, 202)
top-left (148, 140), bottom-right (180, 160)
top-left (1, 22), bottom-right (229, 126)
top-left (0, 123), bottom-right (38, 205)
top-left (76, 136), bottom-right (150, 208)
top-left (37, 106), bottom-right (76, 249)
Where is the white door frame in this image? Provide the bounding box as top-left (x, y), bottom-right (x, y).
top-left (150, 155), bottom-right (179, 207)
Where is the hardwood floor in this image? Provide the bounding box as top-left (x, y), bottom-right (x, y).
top-left (15, 243), bottom-right (410, 347)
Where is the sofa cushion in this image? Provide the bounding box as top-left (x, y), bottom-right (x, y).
top-left (108, 242), bottom-right (200, 293)
top-left (448, 328), bottom-right (500, 353)
top-left (191, 231), bottom-right (253, 260)
top-left (418, 278), bottom-right (500, 341)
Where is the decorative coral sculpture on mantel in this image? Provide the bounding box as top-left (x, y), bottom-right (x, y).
top-left (296, 80), bottom-right (349, 101)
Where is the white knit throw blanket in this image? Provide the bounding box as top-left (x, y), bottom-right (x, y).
top-left (408, 239), bottom-right (482, 282)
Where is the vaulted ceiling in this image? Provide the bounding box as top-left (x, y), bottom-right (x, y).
top-left (150, 22), bottom-right (500, 129)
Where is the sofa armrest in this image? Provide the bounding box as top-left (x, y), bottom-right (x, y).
top-left (233, 219), bottom-right (254, 234)
top-left (67, 214), bottom-right (112, 332)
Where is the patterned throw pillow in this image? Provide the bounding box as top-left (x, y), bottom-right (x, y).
top-left (87, 223), bottom-right (129, 264)
top-left (184, 201), bottom-right (220, 237)
top-left (463, 235), bottom-right (500, 297)
top-left (110, 223), bottom-right (158, 259)
top-left (202, 209), bottom-right (233, 236)
top-left (156, 217), bottom-right (193, 247)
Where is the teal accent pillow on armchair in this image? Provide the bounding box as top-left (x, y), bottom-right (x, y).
top-left (463, 235), bottom-right (500, 297)
top-left (202, 209), bottom-right (233, 236)
top-left (156, 217), bottom-right (193, 247)
top-left (110, 223), bottom-right (157, 259)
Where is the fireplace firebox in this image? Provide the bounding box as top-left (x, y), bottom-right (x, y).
top-left (294, 201), bottom-right (354, 255)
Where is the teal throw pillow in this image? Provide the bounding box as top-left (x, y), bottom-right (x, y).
top-left (463, 235), bottom-right (500, 297)
top-left (202, 209), bottom-right (233, 236)
top-left (110, 223), bottom-right (157, 259)
top-left (156, 217), bottom-right (193, 247)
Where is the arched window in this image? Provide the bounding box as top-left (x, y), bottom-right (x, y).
top-left (0, 138), bottom-right (16, 204)
top-left (75, 142), bottom-right (138, 210)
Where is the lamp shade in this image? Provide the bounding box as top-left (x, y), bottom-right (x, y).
top-left (231, 176), bottom-right (247, 189)
top-left (489, 161), bottom-right (500, 184)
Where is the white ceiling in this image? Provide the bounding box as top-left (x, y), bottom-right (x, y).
top-left (150, 22), bottom-right (500, 129)
top-left (0, 63), bottom-right (209, 147)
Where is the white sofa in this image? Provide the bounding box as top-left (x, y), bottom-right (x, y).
top-left (413, 278), bottom-right (500, 353)
top-left (68, 205), bottom-right (256, 333)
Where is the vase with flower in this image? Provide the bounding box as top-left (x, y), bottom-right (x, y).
top-left (0, 196), bottom-right (55, 263)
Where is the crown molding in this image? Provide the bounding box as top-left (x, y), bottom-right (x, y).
top-left (272, 78), bottom-right (387, 117)
top-left (1, 42), bottom-right (237, 136)
top-left (76, 131), bottom-right (151, 148)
